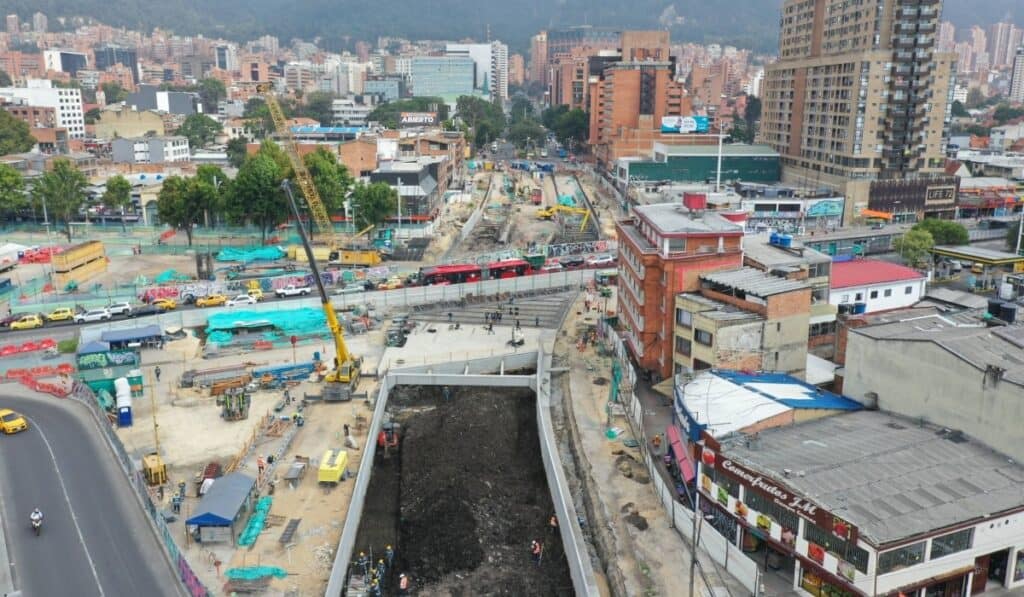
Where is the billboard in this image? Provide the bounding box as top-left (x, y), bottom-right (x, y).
top-left (661, 115), bottom-right (710, 134)
top-left (399, 112), bottom-right (438, 127)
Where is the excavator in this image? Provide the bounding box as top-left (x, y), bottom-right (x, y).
top-left (258, 84), bottom-right (361, 388)
top-left (256, 84), bottom-right (382, 268)
top-left (536, 204), bottom-right (592, 233)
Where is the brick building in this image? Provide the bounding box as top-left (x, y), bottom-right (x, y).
top-left (616, 201), bottom-right (744, 379)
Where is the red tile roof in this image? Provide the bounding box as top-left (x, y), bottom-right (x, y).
top-left (830, 259), bottom-right (925, 289)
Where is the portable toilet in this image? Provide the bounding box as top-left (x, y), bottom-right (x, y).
top-left (114, 377), bottom-right (133, 427)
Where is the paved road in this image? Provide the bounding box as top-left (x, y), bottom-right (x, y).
top-left (0, 390), bottom-right (182, 597)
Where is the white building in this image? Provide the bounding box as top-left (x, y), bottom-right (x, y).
top-left (0, 79), bottom-right (85, 138)
top-left (445, 41), bottom-right (509, 101)
top-left (1010, 46), bottom-right (1024, 104)
top-left (214, 44), bottom-right (238, 72)
top-left (829, 259), bottom-right (926, 314)
top-left (330, 96), bottom-right (374, 126)
top-left (111, 136), bottom-right (190, 164)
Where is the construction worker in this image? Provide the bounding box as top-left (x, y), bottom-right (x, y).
top-left (154, 366), bottom-right (162, 381)
top-left (531, 540), bottom-right (543, 566)
top-left (549, 514), bottom-right (558, 534)
top-left (257, 456), bottom-right (266, 477)
top-left (442, 386), bottom-right (451, 401)
top-left (356, 551), bottom-right (369, 576)
top-left (652, 433), bottom-right (663, 455)
top-left (368, 578), bottom-right (381, 597)
top-left (398, 573), bottom-right (410, 596)
top-left (377, 558), bottom-right (387, 584)
top-left (385, 545), bottom-right (394, 569)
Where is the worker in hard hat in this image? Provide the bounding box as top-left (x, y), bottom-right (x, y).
top-left (385, 544), bottom-right (394, 569)
top-left (398, 573), bottom-right (410, 596)
top-left (356, 551), bottom-right (369, 576)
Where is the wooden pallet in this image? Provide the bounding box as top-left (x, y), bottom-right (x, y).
top-left (264, 514), bottom-right (286, 527)
top-left (222, 577), bottom-right (271, 593)
top-left (278, 518), bottom-right (301, 544)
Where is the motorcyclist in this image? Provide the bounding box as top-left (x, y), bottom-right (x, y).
top-left (30, 508), bottom-right (43, 531)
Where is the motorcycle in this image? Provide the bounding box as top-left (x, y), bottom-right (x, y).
top-left (31, 518), bottom-right (41, 536)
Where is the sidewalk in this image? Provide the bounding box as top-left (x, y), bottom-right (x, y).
top-left (557, 293), bottom-right (751, 597)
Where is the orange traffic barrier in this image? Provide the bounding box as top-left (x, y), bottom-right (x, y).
top-left (55, 363), bottom-right (74, 375)
top-left (5, 369), bottom-right (28, 379)
top-left (253, 340), bottom-right (273, 350)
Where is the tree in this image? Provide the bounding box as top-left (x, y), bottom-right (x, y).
top-left (0, 164), bottom-right (26, 218)
top-left (1007, 220), bottom-right (1023, 254)
top-left (510, 96), bottom-right (534, 124)
top-left (892, 228), bottom-right (933, 267)
top-left (197, 78), bottom-right (227, 113)
top-left (541, 105), bottom-right (569, 129)
top-left (176, 113), bottom-right (222, 149)
top-left (456, 95), bottom-right (505, 148)
top-left (301, 91), bottom-right (337, 125)
top-left (227, 152), bottom-right (288, 241)
top-left (965, 88), bottom-right (985, 109)
top-left (993, 104), bottom-right (1024, 125)
top-left (226, 137), bottom-right (249, 168)
top-left (303, 147), bottom-right (354, 214)
top-left (156, 176), bottom-right (214, 246)
top-left (551, 107), bottom-right (588, 148)
top-left (196, 164), bottom-right (229, 227)
top-left (0, 109), bottom-right (36, 155)
top-left (0, 70), bottom-right (11, 87)
top-left (101, 174), bottom-right (132, 232)
top-left (912, 219), bottom-right (969, 246)
top-left (951, 100), bottom-right (968, 117)
top-left (349, 182), bottom-right (397, 231)
top-left (84, 107), bottom-right (102, 125)
top-left (507, 118), bottom-right (545, 149)
top-left (100, 81), bottom-right (128, 104)
top-left (31, 159), bottom-right (88, 242)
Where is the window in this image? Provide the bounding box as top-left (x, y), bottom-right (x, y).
top-left (878, 541), bottom-right (926, 574)
top-left (855, 292), bottom-right (863, 301)
top-left (675, 308), bottom-right (693, 328)
top-left (884, 288), bottom-right (892, 297)
top-left (695, 329), bottom-right (713, 346)
top-left (810, 321), bottom-right (837, 337)
top-left (930, 528), bottom-right (973, 560)
top-left (667, 238), bottom-right (686, 252)
top-left (905, 285), bottom-right (913, 294)
top-left (675, 337), bottom-right (692, 356)
top-left (803, 522), bottom-right (869, 573)
top-left (870, 290), bottom-right (878, 299)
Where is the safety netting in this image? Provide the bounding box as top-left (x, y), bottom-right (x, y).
top-left (224, 566), bottom-right (287, 581)
top-left (216, 246), bottom-right (286, 263)
top-left (154, 269), bottom-right (192, 284)
top-left (237, 496), bottom-right (273, 547)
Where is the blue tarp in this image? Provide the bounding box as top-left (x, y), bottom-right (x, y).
top-left (713, 370), bottom-right (862, 410)
top-left (186, 473), bottom-right (256, 527)
top-left (99, 325), bottom-right (162, 344)
top-left (77, 340), bottom-right (111, 355)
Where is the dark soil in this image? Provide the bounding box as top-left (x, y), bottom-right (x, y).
top-left (383, 385), bottom-right (573, 596)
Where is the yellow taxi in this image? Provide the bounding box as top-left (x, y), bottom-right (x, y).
top-left (46, 307), bottom-right (76, 322)
top-left (153, 298), bottom-right (178, 311)
top-left (196, 294), bottom-right (228, 308)
top-left (247, 288), bottom-right (264, 301)
top-left (10, 314), bottom-right (44, 330)
top-left (378, 277), bottom-right (405, 290)
top-left (0, 409), bottom-right (28, 434)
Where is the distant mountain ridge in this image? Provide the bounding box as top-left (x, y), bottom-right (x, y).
top-left (6, 0), bottom-right (1022, 53)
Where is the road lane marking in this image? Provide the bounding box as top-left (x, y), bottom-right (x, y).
top-left (25, 415), bottom-right (107, 597)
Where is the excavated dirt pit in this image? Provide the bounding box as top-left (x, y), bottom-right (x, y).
top-left (353, 384), bottom-right (573, 596)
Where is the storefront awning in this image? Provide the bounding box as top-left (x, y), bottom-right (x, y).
top-left (665, 425), bottom-right (695, 482)
top-left (859, 209), bottom-right (893, 221)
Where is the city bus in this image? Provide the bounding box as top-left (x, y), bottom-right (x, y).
top-left (418, 263), bottom-right (483, 285)
top-left (486, 258), bottom-right (534, 279)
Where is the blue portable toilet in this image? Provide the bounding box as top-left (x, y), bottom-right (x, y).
top-left (115, 377), bottom-right (133, 427)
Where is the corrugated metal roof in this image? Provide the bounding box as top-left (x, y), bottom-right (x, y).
top-left (830, 259), bottom-right (924, 289)
top-left (700, 267), bottom-right (809, 297)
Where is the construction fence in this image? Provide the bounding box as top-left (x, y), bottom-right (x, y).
top-left (596, 317), bottom-right (762, 595)
top-left (69, 381), bottom-right (211, 597)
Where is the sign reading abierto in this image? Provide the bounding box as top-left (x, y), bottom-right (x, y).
top-left (399, 112), bottom-right (438, 127)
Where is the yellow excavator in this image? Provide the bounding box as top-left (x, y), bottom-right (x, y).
top-left (257, 84), bottom-right (382, 268)
top-left (259, 84), bottom-right (360, 388)
top-left (536, 204), bottom-right (592, 232)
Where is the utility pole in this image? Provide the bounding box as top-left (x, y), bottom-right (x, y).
top-left (396, 177), bottom-right (402, 240)
top-left (1016, 207), bottom-right (1024, 256)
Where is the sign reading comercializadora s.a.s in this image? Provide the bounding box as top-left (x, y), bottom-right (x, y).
top-left (661, 115), bottom-right (710, 134)
top-left (399, 112), bottom-right (438, 127)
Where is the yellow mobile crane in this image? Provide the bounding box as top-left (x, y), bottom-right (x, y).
top-left (258, 84), bottom-right (361, 387)
top-left (258, 84), bottom-right (382, 268)
top-left (536, 204), bottom-right (592, 232)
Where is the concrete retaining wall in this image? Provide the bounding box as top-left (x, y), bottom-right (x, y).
top-left (323, 349), bottom-right (599, 597)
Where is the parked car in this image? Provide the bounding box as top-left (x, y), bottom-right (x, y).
top-left (45, 307), bottom-right (76, 322)
top-left (585, 254), bottom-right (616, 267)
top-left (74, 308), bottom-right (111, 323)
top-left (196, 294), bottom-right (228, 308)
top-left (129, 304), bottom-right (162, 318)
top-left (10, 314), bottom-right (44, 330)
top-left (0, 313), bottom-right (20, 328)
top-left (333, 283), bottom-right (366, 295)
top-left (226, 294), bottom-right (257, 307)
top-left (559, 255), bottom-right (585, 269)
top-left (153, 298), bottom-right (178, 311)
top-left (540, 260), bottom-right (563, 273)
top-left (0, 409), bottom-right (28, 434)
top-left (106, 302), bottom-right (134, 316)
top-left (274, 285), bottom-right (312, 298)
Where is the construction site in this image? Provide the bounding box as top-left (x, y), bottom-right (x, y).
top-left (351, 384), bottom-right (573, 595)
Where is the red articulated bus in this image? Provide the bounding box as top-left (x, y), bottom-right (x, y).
top-left (486, 258), bottom-right (534, 279)
top-left (419, 263), bottom-right (483, 285)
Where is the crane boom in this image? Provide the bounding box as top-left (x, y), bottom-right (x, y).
top-left (258, 84), bottom-right (337, 246)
